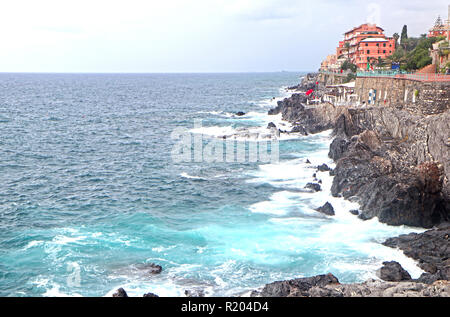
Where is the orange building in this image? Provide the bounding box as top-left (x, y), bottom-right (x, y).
top-left (427, 6), bottom-right (450, 40)
top-left (427, 16), bottom-right (449, 38)
top-left (335, 23), bottom-right (396, 70)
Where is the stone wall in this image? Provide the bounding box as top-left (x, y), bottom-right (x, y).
top-left (355, 76), bottom-right (450, 115)
top-left (318, 72), bottom-right (348, 86)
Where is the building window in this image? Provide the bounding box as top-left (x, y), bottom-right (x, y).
top-left (383, 43), bottom-right (386, 47)
top-left (383, 50), bottom-right (386, 53)
top-left (367, 50), bottom-right (370, 54)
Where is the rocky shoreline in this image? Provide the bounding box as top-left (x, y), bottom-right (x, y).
top-left (113, 73), bottom-right (449, 297)
top-left (249, 73), bottom-right (449, 297)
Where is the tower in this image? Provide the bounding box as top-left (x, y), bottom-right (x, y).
top-left (448, 5), bottom-right (450, 25)
top-left (447, 5), bottom-right (450, 39)
top-left (435, 15), bottom-right (443, 27)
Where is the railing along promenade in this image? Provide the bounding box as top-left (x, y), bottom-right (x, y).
top-left (356, 70), bottom-right (450, 82)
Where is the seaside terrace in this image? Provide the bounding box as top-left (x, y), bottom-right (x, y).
top-left (318, 70), bottom-right (450, 82)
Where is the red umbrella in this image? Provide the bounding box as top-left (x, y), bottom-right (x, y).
top-left (305, 89), bottom-right (314, 96)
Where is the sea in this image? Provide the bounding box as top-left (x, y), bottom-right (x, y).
top-left (0, 72), bottom-right (425, 297)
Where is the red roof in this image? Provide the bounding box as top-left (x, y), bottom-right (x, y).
top-left (344, 23), bottom-right (385, 35)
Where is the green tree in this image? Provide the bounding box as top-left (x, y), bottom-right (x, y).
top-left (402, 36), bottom-right (441, 71)
top-left (341, 60), bottom-right (357, 73)
top-left (400, 25), bottom-right (408, 45)
top-left (344, 42), bottom-right (351, 60)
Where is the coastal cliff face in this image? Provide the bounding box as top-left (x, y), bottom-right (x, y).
top-left (251, 74), bottom-right (450, 296)
top-left (330, 106), bottom-right (449, 228)
top-left (272, 74), bottom-right (449, 228)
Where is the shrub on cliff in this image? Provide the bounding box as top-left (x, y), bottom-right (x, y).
top-left (401, 36), bottom-right (445, 71)
top-left (386, 36), bottom-right (444, 71)
top-left (341, 60), bottom-right (357, 73)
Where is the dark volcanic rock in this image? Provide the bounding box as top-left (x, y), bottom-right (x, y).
top-left (267, 122), bottom-right (277, 129)
top-left (383, 225), bottom-right (450, 280)
top-left (416, 271), bottom-right (449, 284)
top-left (144, 263), bottom-right (163, 274)
top-left (143, 292), bottom-right (159, 297)
top-left (328, 137), bottom-right (349, 161)
top-left (330, 128), bottom-right (448, 228)
top-left (185, 289), bottom-right (205, 297)
top-left (290, 125), bottom-right (308, 135)
top-left (315, 202), bottom-right (335, 216)
top-left (254, 273), bottom-right (339, 297)
top-left (252, 273), bottom-right (450, 297)
top-left (317, 164), bottom-right (331, 172)
top-left (377, 261), bottom-right (411, 282)
top-left (305, 183), bottom-right (321, 192)
top-left (349, 209), bottom-right (360, 215)
top-left (112, 288), bottom-right (128, 297)
top-left (235, 112), bottom-right (245, 116)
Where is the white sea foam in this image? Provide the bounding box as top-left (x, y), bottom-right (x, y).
top-left (189, 111), bottom-right (305, 142)
top-left (246, 127), bottom-right (426, 281)
top-left (105, 263), bottom-right (216, 297)
top-left (249, 86), bottom-right (296, 109)
top-left (22, 240), bottom-right (44, 250)
top-left (31, 278), bottom-right (82, 297)
top-left (196, 110), bottom-right (235, 117)
top-left (152, 245), bottom-right (177, 253)
top-left (180, 172), bottom-right (206, 180)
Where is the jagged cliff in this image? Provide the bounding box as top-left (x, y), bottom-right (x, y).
top-left (272, 74), bottom-right (449, 228)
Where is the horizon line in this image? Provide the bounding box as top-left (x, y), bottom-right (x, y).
top-left (0, 70), bottom-right (315, 75)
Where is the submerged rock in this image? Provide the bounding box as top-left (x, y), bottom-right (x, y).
top-left (143, 292), bottom-right (159, 297)
top-left (235, 112), bottom-right (245, 116)
top-left (185, 289), bottom-right (205, 297)
top-left (305, 183), bottom-right (321, 192)
top-left (377, 261), bottom-right (411, 282)
top-left (315, 202), bottom-right (335, 216)
top-left (141, 263), bottom-right (163, 274)
top-left (112, 288), bottom-right (128, 297)
top-left (349, 209), bottom-right (360, 215)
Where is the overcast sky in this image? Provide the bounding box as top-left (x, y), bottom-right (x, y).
top-left (0, 0), bottom-right (448, 72)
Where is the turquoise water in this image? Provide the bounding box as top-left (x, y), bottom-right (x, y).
top-left (0, 73), bottom-right (423, 297)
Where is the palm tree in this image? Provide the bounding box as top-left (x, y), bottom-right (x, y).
top-left (393, 33), bottom-right (399, 48)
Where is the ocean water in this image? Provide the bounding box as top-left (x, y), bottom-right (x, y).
top-left (0, 73), bottom-right (424, 297)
